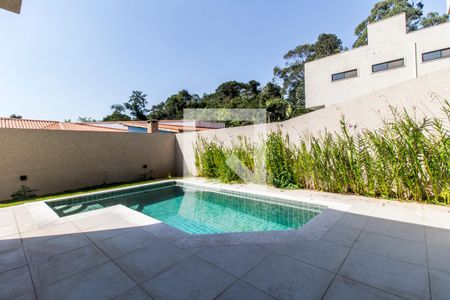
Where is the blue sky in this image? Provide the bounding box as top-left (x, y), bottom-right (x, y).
top-left (0, 0), bottom-right (445, 121)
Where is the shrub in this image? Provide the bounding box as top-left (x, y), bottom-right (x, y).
top-left (11, 185), bottom-right (37, 201)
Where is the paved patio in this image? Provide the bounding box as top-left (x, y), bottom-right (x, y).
top-left (1, 180), bottom-right (450, 300)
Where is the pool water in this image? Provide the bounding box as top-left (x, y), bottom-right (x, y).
top-left (48, 183), bottom-right (323, 235)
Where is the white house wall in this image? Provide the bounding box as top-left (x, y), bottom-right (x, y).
top-left (305, 13), bottom-right (450, 108)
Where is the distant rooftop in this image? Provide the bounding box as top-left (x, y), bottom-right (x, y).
top-left (86, 120), bottom-right (225, 133)
top-left (45, 122), bottom-right (126, 132)
top-left (0, 117), bottom-right (224, 133)
top-left (0, 117), bottom-right (58, 130)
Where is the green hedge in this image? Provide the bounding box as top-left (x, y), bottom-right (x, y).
top-left (195, 101), bottom-right (450, 204)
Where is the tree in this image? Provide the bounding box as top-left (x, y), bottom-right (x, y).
top-left (103, 104), bottom-right (131, 121)
top-left (353, 0), bottom-right (424, 48)
top-left (266, 98), bottom-right (291, 122)
top-left (274, 34), bottom-right (343, 111)
top-left (245, 80), bottom-right (261, 99)
top-left (206, 80), bottom-right (263, 109)
top-left (420, 12), bottom-right (449, 28)
top-left (148, 90), bottom-right (202, 120)
top-left (9, 114), bottom-right (22, 119)
top-left (312, 34), bottom-right (345, 60)
top-left (148, 102), bottom-right (168, 120)
top-left (214, 81), bottom-right (248, 104)
top-left (124, 91), bottom-right (149, 120)
top-left (164, 90), bottom-right (195, 119)
top-left (77, 117), bottom-right (96, 122)
top-left (260, 82), bottom-right (282, 100)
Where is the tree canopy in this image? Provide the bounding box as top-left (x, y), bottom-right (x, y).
top-left (420, 12), bottom-right (449, 28)
top-left (124, 91), bottom-right (149, 120)
top-left (103, 91), bottom-right (149, 121)
top-left (103, 104), bottom-right (132, 121)
top-left (149, 90), bottom-right (200, 120)
top-left (148, 81), bottom-right (292, 123)
top-left (77, 117), bottom-right (96, 122)
top-left (273, 33), bottom-right (343, 113)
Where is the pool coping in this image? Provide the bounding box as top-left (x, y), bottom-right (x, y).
top-left (24, 179), bottom-right (351, 248)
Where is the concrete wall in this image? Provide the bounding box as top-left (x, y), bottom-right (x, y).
top-left (305, 14), bottom-right (450, 108)
top-left (0, 130), bottom-right (176, 201)
top-left (176, 67), bottom-right (450, 176)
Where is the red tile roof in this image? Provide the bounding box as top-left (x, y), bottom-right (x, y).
top-left (0, 117), bottom-right (126, 132)
top-left (45, 122), bottom-right (126, 132)
top-left (0, 117), bottom-right (58, 130)
top-left (87, 121), bottom-right (217, 132)
top-left (0, 117), bottom-right (222, 133)
top-left (120, 121), bottom-right (148, 128)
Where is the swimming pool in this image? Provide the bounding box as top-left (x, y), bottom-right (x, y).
top-left (46, 182), bottom-right (324, 235)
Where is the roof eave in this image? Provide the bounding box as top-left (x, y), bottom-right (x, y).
top-left (0, 0), bottom-right (22, 14)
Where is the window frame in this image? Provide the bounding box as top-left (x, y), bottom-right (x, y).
top-left (372, 58), bottom-right (405, 73)
top-left (422, 47), bottom-right (450, 63)
top-left (331, 69), bottom-right (358, 82)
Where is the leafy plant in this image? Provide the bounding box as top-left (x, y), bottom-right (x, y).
top-left (11, 185), bottom-right (37, 201)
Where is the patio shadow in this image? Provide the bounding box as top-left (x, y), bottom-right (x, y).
top-left (0, 205), bottom-right (449, 300)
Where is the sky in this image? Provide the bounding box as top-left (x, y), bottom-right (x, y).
top-left (0, 0), bottom-right (446, 121)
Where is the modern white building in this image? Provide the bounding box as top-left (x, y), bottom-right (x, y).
top-left (305, 12), bottom-right (450, 109)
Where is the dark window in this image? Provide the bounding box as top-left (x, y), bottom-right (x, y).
top-left (372, 58), bottom-right (404, 73)
top-left (388, 59), bottom-right (404, 69)
top-left (372, 63), bottom-right (388, 73)
top-left (422, 47), bottom-right (450, 62)
top-left (423, 51), bottom-right (442, 61)
top-left (331, 69), bottom-right (358, 82)
top-left (332, 73), bottom-right (345, 81)
top-left (443, 48), bottom-right (450, 58)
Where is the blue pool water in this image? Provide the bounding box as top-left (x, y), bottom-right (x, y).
top-left (47, 183), bottom-right (323, 235)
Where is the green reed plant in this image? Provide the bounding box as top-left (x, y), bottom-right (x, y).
top-left (266, 132), bottom-right (298, 189)
top-left (195, 137), bottom-right (257, 183)
top-left (195, 137), bottom-right (223, 178)
top-left (194, 101), bottom-right (450, 204)
top-left (293, 140), bottom-right (315, 189)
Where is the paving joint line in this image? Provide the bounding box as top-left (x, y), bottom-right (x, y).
top-left (234, 251), bottom-right (283, 300)
top-left (320, 214), bottom-right (368, 300)
top-left (423, 210), bottom-right (433, 300)
top-left (12, 206), bottom-right (38, 300)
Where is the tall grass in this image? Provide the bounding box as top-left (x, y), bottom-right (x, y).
top-left (195, 136), bottom-right (255, 183)
top-left (195, 101), bottom-right (450, 204)
top-left (266, 132), bottom-right (298, 189)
